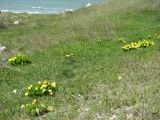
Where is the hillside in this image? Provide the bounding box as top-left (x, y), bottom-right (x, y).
top-left (0, 0), bottom-right (160, 119)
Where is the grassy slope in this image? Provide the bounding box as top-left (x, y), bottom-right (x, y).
top-left (0, 0), bottom-right (160, 119)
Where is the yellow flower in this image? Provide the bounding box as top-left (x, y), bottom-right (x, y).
top-left (28, 84), bottom-right (32, 90)
top-left (41, 84), bottom-right (47, 88)
top-left (49, 91), bottom-right (53, 95)
top-left (51, 82), bottom-right (56, 87)
top-left (24, 92), bottom-right (29, 96)
top-left (36, 108), bottom-right (39, 114)
top-left (32, 99), bottom-right (37, 104)
top-left (9, 57), bottom-right (17, 62)
top-left (48, 89), bottom-right (52, 93)
top-left (41, 104), bottom-right (45, 107)
top-left (38, 81), bottom-right (41, 85)
top-left (123, 40), bottom-right (127, 43)
top-left (65, 54), bottom-right (70, 57)
top-left (47, 106), bottom-right (54, 111)
top-left (42, 89), bottom-right (46, 93)
top-left (43, 80), bottom-right (48, 84)
top-left (26, 104), bottom-right (29, 106)
top-left (21, 104), bottom-right (25, 109)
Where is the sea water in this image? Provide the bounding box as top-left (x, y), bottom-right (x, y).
top-left (0, 0), bottom-right (105, 14)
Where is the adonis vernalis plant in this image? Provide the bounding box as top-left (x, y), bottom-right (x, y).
top-left (8, 54), bottom-right (31, 65)
top-left (122, 40), bottom-right (154, 51)
top-left (24, 80), bottom-right (56, 97)
top-left (21, 99), bottom-right (54, 116)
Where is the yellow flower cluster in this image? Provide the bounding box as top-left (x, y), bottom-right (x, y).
top-left (8, 56), bottom-right (17, 62)
top-left (21, 99), bottom-right (54, 116)
top-left (23, 81), bottom-right (56, 116)
top-left (122, 40), bottom-right (154, 51)
top-left (65, 54), bottom-right (74, 58)
top-left (24, 80), bottom-right (56, 97)
top-left (47, 106), bottom-right (54, 111)
top-left (8, 54), bottom-right (31, 65)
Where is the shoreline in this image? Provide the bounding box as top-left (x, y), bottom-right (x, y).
top-left (0, 1), bottom-right (108, 15)
top-left (0, 8), bottom-right (75, 15)
top-left (0, 2), bottom-right (96, 15)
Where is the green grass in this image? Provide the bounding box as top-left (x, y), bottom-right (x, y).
top-left (0, 0), bottom-right (160, 119)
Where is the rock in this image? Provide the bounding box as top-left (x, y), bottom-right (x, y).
top-left (125, 106), bottom-right (133, 112)
top-left (127, 113), bottom-right (133, 119)
top-left (13, 89), bottom-right (17, 94)
top-left (109, 115), bottom-right (117, 120)
top-left (86, 3), bottom-right (92, 7)
top-left (14, 19), bottom-right (22, 25)
top-left (2, 58), bottom-right (7, 62)
top-left (0, 46), bottom-right (6, 52)
top-left (118, 76), bottom-right (122, 80)
top-left (14, 20), bottom-right (20, 25)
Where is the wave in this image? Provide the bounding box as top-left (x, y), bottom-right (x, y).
top-left (1, 9), bottom-right (40, 14)
top-left (32, 7), bottom-right (48, 10)
top-left (1, 9), bottom-right (21, 13)
top-left (64, 9), bottom-right (74, 12)
top-left (26, 11), bottom-right (40, 14)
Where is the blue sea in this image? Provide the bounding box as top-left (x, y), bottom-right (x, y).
top-left (0, 0), bottom-right (105, 14)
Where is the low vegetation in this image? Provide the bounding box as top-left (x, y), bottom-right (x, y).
top-left (21, 99), bottom-right (54, 116)
top-left (122, 40), bottom-right (155, 51)
top-left (24, 80), bottom-right (56, 97)
top-left (8, 54), bottom-right (31, 65)
top-left (0, 0), bottom-right (160, 119)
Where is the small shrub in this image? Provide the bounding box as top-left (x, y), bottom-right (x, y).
top-left (0, 22), bottom-right (7, 29)
top-left (147, 33), bottom-right (160, 40)
top-left (24, 81), bottom-right (56, 97)
top-left (63, 54), bottom-right (76, 78)
top-left (122, 40), bottom-right (154, 51)
top-left (118, 37), bottom-right (127, 43)
top-left (62, 68), bottom-right (75, 78)
top-left (21, 99), bottom-right (54, 116)
top-left (8, 54), bottom-right (31, 65)
top-left (65, 54), bottom-right (75, 64)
